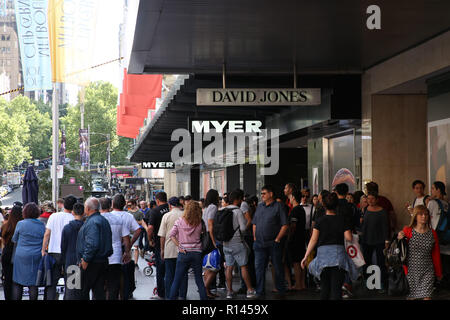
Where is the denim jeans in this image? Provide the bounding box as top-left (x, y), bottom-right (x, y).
top-left (154, 248), bottom-right (166, 298)
top-left (169, 251), bottom-right (207, 300)
top-left (165, 258), bottom-right (188, 299)
top-left (253, 240), bottom-right (285, 296)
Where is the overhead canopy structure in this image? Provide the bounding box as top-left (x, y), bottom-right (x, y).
top-left (129, 73), bottom-right (361, 162)
top-left (129, 0), bottom-right (450, 75)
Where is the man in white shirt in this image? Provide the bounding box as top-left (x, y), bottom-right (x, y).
top-left (100, 197), bottom-right (131, 300)
top-left (110, 194), bottom-right (141, 300)
top-left (158, 196), bottom-right (187, 299)
top-left (406, 180), bottom-right (429, 216)
top-left (41, 195), bottom-right (77, 300)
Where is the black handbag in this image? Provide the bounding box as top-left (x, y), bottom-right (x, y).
top-left (387, 265), bottom-right (409, 296)
top-left (201, 220), bottom-right (215, 256)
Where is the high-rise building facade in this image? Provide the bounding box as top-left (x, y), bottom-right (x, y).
top-left (0, 0), bottom-right (22, 101)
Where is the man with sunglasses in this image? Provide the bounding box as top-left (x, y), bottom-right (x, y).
top-left (252, 185), bottom-right (288, 298)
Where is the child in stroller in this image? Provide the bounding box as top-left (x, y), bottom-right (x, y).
top-left (143, 250), bottom-right (156, 277)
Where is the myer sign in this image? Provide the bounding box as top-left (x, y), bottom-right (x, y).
top-left (197, 88), bottom-right (321, 106)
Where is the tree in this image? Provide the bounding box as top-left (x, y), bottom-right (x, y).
top-left (61, 81), bottom-right (132, 167)
top-left (1, 96), bottom-right (52, 162)
top-left (0, 107), bottom-right (31, 170)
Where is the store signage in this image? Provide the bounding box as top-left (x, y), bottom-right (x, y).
top-left (142, 162), bottom-right (175, 169)
top-left (197, 88), bottom-right (321, 106)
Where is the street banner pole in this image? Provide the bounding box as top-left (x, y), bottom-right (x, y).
top-left (51, 82), bottom-right (59, 203)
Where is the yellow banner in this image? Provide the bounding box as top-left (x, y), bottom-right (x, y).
top-left (48, 0), bottom-right (99, 84)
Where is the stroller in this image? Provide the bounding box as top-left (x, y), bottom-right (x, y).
top-left (143, 250), bottom-right (156, 277)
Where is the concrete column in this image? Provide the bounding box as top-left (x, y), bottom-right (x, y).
top-left (370, 95), bottom-right (427, 229)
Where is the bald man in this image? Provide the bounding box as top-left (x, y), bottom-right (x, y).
top-left (76, 197), bottom-right (113, 300)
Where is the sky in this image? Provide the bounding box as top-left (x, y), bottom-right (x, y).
top-left (90, 0), bottom-right (125, 90)
top-left (67, 0), bottom-right (139, 105)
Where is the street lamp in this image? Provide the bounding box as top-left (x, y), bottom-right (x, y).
top-left (90, 132), bottom-right (111, 190)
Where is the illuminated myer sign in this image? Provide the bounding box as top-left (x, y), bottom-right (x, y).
top-left (196, 88), bottom-right (321, 106)
top-left (142, 162), bottom-right (175, 169)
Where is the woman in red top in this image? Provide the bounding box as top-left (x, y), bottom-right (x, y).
top-left (38, 201), bottom-right (55, 226)
top-left (398, 205), bottom-right (442, 300)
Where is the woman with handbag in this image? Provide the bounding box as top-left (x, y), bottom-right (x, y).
top-left (397, 205), bottom-right (442, 300)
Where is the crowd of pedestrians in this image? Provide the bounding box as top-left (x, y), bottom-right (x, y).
top-left (0, 178), bottom-right (448, 300)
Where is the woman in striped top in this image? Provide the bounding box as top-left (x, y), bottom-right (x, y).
top-left (168, 201), bottom-right (207, 300)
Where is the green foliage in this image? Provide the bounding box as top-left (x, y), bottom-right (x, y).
top-left (38, 168), bottom-right (92, 202)
top-left (0, 98), bottom-right (32, 170)
top-left (0, 95), bottom-right (53, 168)
top-left (0, 80), bottom-right (132, 172)
top-left (61, 81), bottom-right (132, 166)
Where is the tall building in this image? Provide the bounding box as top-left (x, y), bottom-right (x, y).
top-left (0, 0), bottom-right (22, 101)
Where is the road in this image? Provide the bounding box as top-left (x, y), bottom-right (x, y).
top-left (0, 186), bottom-right (23, 208)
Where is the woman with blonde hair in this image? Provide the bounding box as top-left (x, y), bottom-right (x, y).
top-left (168, 201), bottom-right (207, 300)
top-left (398, 205), bottom-right (442, 300)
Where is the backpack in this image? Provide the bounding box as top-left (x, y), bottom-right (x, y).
top-left (385, 235), bottom-right (408, 267)
top-left (435, 199), bottom-right (450, 245)
top-left (213, 208), bottom-right (237, 242)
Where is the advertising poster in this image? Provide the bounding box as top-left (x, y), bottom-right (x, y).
top-left (79, 128), bottom-right (89, 167)
top-left (312, 167), bottom-right (319, 195)
top-left (428, 118), bottom-right (450, 193)
top-left (14, 0), bottom-right (52, 91)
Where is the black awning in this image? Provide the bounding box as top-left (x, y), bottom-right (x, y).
top-left (130, 0), bottom-right (450, 75)
top-left (130, 74), bottom-right (361, 163)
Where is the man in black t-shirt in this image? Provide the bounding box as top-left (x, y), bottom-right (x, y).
top-left (286, 191), bottom-right (307, 290)
top-left (147, 192), bottom-right (169, 299)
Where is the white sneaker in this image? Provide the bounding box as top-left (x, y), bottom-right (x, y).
top-left (246, 290), bottom-right (257, 299)
top-left (226, 291), bottom-right (235, 299)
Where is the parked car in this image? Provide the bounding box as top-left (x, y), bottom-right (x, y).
top-left (0, 186), bottom-right (8, 197)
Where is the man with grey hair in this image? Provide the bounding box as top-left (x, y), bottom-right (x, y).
top-left (76, 197), bottom-right (113, 300)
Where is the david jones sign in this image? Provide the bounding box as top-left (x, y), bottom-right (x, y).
top-left (196, 88), bottom-right (321, 106)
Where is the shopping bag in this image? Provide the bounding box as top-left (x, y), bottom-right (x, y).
top-left (305, 249), bottom-right (316, 269)
top-left (344, 233), bottom-right (366, 268)
top-left (202, 248), bottom-right (221, 272)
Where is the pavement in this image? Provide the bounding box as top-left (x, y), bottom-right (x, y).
top-left (0, 187), bottom-right (23, 208)
top-left (2, 252), bottom-right (450, 300)
top-left (1, 186), bottom-right (450, 301)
